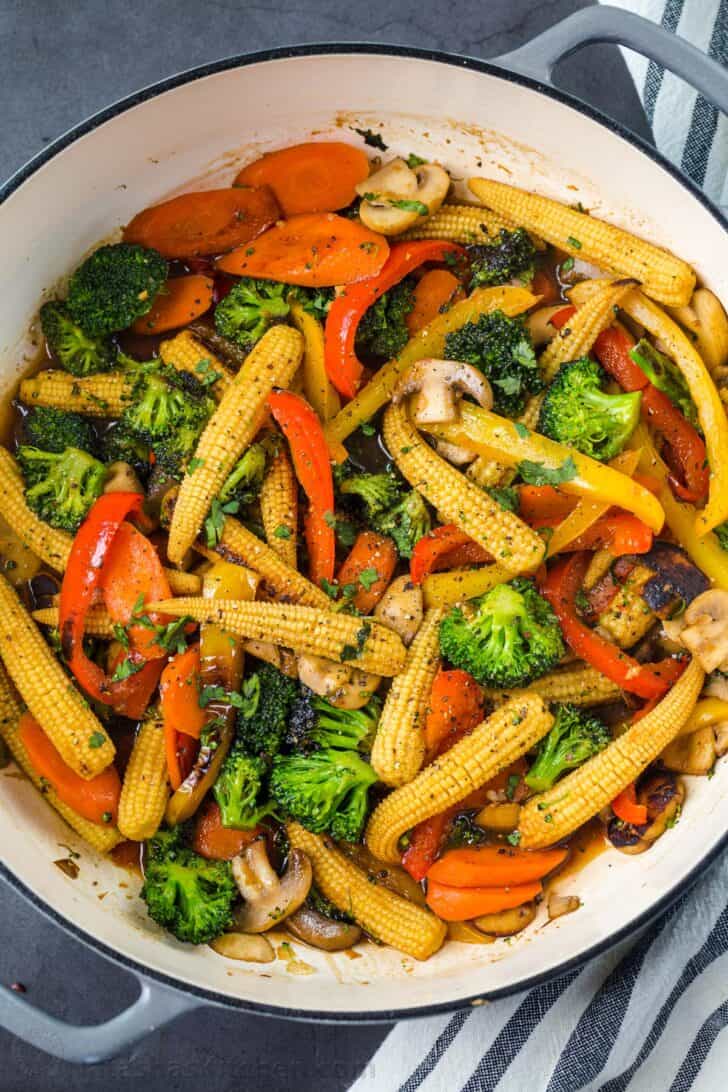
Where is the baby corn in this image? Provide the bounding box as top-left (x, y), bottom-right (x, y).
top-left (164, 568), bottom-right (202, 595)
top-left (384, 402), bottom-right (544, 575)
top-left (0, 448), bottom-right (72, 571)
top-left (286, 823), bottom-right (446, 960)
top-left (199, 514), bottom-right (329, 608)
top-left (117, 711), bottom-right (169, 842)
top-left (371, 608), bottom-right (443, 787)
top-left (159, 330), bottom-right (234, 399)
top-left (518, 658), bottom-right (704, 849)
top-left (167, 325), bottom-right (303, 565)
top-left (260, 446), bottom-right (298, 569)
top-left (19, 371), bottom-right (133, 417)
top-left (484, 664), bottom-right (622, 708)
top-left (366, 695), bottom-right (553, 862)
top-left (467, 394), bottom-right (543, 489)
top-left (0, 575), bottom-right (115, 778)
top-left (540, 280), bottom-right (638, 382)
top-left (146, 597), bottom-right (407, 676)
top-left (0, 663), bottom-right (122, 853)
top-left (32, 604), bottom-right (116, 638)
top-left (468, 177), bottom-right (696, 306)
top-left (401, 204), bottom-right (523, 245)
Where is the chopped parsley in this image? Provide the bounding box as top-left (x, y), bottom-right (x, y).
top-left (273, 524), bottom-right (292, 539)
top-left (353, 128), bottom-right (388, 151)
top-left (358, 567), bottom-right (379, 590)
top-left (88, 731), bottom-right (107, 750)
top-left (566, 236), bottom-right (582, 250)
top-left (517, 456), bottom-right (578, 487)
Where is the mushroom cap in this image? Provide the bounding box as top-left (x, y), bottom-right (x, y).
top-left (232, 841), bottom-right (312, 933)
top-left (296, 653), bottom-right (381, 709)
top-left (357, 158), bottom-right (450, 235)
top-left (679, 589), bottom-right (728, 673)
top-left (393, 358), bottom-right (493, 425)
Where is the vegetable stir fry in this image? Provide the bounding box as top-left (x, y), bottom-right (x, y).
top-left (2, 136), bottom-right (728, 966)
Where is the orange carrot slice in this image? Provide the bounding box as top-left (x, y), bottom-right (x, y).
top-left (406, 269), bottom-right (464, 335)
top-left (335, 531), bottom-right (398, 614)
top-left (123, 186), bottom-right (280, 258)
top-left (132, 274), bottom-right (214, 334)
top-left (192, 800), bottom-right (263, 860)
top-left (426, 879), bottom-right (541, 921)
top-left (100, 522), bottom-right (172, 659)
top-left (426, 846), bottom-right (568, 887)
top-left (216, 212), bottom-right (389, 286)
top-left (234, 142), bottom-right (370, 216)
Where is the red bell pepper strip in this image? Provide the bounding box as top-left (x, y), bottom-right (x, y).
top-left (594, 326), bottom-right (709, 503)
top-left (401, 810), bottom-right (455, 882)
top-left (268, 389), bottom-right (336, 585)
top-left (424, 667), bottom-right (485, 757)
top-left (410, 525), bottom-right (478, 585)
top-left (59, 492), bottom-right (165, 716)
top-left (324, 240), bottom-right (464, 398)
top-left (549, 304), bottom-right (576, 330)
top-left (541, 553), bottom-right (672, 700)
top-left (99, 520), bottom-right (172, 659)
top-left (562, 512), bottom-right (653, 556)
top-left (611, 782), bottom-right (648, 825)
top-left (106, 646), bottom-right (166, 721)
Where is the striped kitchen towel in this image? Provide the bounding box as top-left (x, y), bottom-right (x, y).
top-left (349, 6), bottom-right (728, 1090)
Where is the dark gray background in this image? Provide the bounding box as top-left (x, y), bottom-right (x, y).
top-left (0, 1), bottom-right (649, 1088)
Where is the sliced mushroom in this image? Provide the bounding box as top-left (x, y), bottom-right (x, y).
top-left (296, 652), bottom-right (381, 709)
top-left (286, 905), bottom-right (362, 951)
top-left (104, 460), bottom-right (144, 495)
top-left (232, 841), bottom-right (312, 933)
top-left (393, 358), bottom-right (492, 426)
top-left (473, 802), bottom-right (521, 832)
top-left (661, 725), bottom-right (716, 776)
top-left (373, 574), bottom-right (424, 646)
top-left (210, 932), bottom-right (275, 963)
top-left (547, 894), bottom-right (581, 921)
top-left (473, 902), bottom-right (538, 937)
top-left (608, 771), bottom-right (685, 855)
top-left (447, 921), bottom-right (495, 945)
top-left (674, 589), bottom-right (728, 672)
top-left (356, 159), bottom-right (450, 235)
top-left (714, 720), bottom-right (728, 757)
top-left (671, 288), bottom-right (728, 372)
top-left (526, 304), bottom-right (570, 348)
top-left (244, 639), bottom-right (299, 679)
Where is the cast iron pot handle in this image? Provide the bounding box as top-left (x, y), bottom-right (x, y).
top-left (494, 4), bottom-right (728, 116)
top-left (0, 974), bottom-right (199, 1063)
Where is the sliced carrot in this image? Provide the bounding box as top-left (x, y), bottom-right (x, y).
top-left (424, 668), bottom-right (485, 758)
top-left (123, 186), bottom-right (280, 258)
top-left (192, 800), bottom-right (263, 860)
top-left (335, 531), bottom-right (398, 614)
top-left (100, 522), bottom-right (172, 659)
top-left (160, 644), bottom-right (207, 742)
top-left (406, 269), bottom-right (464, 335)
top-left (132, 274), bottom-right (214, 335)
top-left (426, 845), bottom-right (568, 887)
top-left (234, 142), bottom-right (370, 216)
top-left (425, 879), bottom-right (542, 921)
top-left (19, 713), bottom-right (121, 824)
top-left (216, 212), bottom-right (389, 287)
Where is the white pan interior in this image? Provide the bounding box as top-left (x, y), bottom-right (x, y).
top-left (1, 51), bottom-right (726, 1017)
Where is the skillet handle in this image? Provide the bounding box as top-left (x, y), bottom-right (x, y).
top-left (493, 4), bottom-right (728, 116)
top-left (0, 974), bottom-right (198, 1063)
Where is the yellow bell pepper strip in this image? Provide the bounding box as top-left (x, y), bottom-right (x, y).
top-left (570, 281), bottom-right (728, 536)
top-left (422, 563), bottom-right (513, 609)
top-left (428, 402), bottom-right (665, 533)
top-left (631, 424), bottom-right (728, 590)
top-left (289, 300), bottom-right (341, 424)
top-left (674, 697), bottom-right (728, 738)
top-left (546, 449), bottom-right (641, 557)
top-left (324, 285), bottom-right (539, 445)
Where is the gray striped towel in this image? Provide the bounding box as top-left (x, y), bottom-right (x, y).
top-left (349, 4), bottom-right (728, 1089)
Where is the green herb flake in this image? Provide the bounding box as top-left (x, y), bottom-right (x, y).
top-left (273, 524), bottom-right (292, 539)
top-left (353, 128), bottom-right (387, 151)
top-left (517, 456), bottom-right (578, 487)
top-left (358, 567), bottom-right (379, 591)
top-left (507, 831), bottom-right (522, 846)
top-left (187, 457), bottom-right (205, 473)
top-left (406, 153), bottom-right (427, 169)
top-left (566, 236), bottom-right (582, 250)
top-left (88, 731), bottom-right (107, 750)
top-left (514, 422), bottom-right (530, 439)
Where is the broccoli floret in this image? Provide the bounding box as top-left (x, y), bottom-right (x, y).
top-left (218, 443), bottom-right (267, 506)
top-left (141, 826), bottom-right (236, 945)
top-left (355, 280), bottom-right (414, 360)
top-left (288, 286), bottom-right (336, 324)
top-left (468, 228), bottom-right (536, 288)
top-left (120, 371), bottom-right (213, 479)
top-left (539, 358), bottom-right (642, 461)
top-left (99, 420), bottom-right (152, 484)
top-left (338, 469), bottom-right (403, 521)
top-left (236, 663), bottom-right (299, 761)
top-left (39, 301), bottom-right (115, 376)
top-left (629, 338), bottom-right (698, 426)
top-left (214, 278), bottom-right (290, 352)
top-left (447, 812), bottom-right (487, 849)
top-left (372, 490), bottom-right (430, 559)
top-left (17, 446), bottom-right (106, 532)
top-left (66, 243), bottom-right (167, 336)
top-left (270, 749), bottom-right (377, 842)
top-left (486, 485), bottom-right (520, 514)
top-left (439, 577), bottom-right (565, 688)
top-left (525, 704), bottom-right (610, 793)
top-left (24, 406), bottom-right (97, 455)
top-left (213, 750), bottom-right (273, 829)
top-left (715, 522), bottom-right (728, 550)
top-left (444, 310), bottom-right (542, 417)
top-left (286, 689), bottom-right (381, 754)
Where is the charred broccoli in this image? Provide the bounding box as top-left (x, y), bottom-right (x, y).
top-left (338, 468), bottom-right (403, 521)
top-left (214, 278), bottom-right (290, 352)
top-left (439, 577), bottom-right (565, 688)
top-left (629, 338), bottom-right (697, 426)
top-left (355, 280), bottom-right (414, 360)
top-left (39, 301), bottom-right (115, 376)
top-left (99, 420), bottom-right (152, 484)
top-left (235, 663), bottom-right (299, 761)
top-left (525, 704), bottom-right (610, 792)
top-left (18, 446), bottom-right (106, 532)
top-left (66, 243), bottom-right (167, 336)
top-left (270, 749), bottom-right (376, 842)
top-left (218, 443), bottom-right (267, 507)
top-left (289, 286), bottom-right (336, 324)
top-left (468, 228), bottom-right (536, 288)
top-left (24, 406), bottom-right (97, 455)
top-left (286, 689), bottom-right (381, 754)
top-left (372, 489), bottom-right (430, 559)
top-left (444, 310), bottom-right (542, 417)
top-left (539, 358), bottom-right (641, 461)
top-left (120, 370), bottom-right (213, 479)
top-left (213, 750), bottom-right (274, 829)
top-left (141, 826), bottom-right (236, 945)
